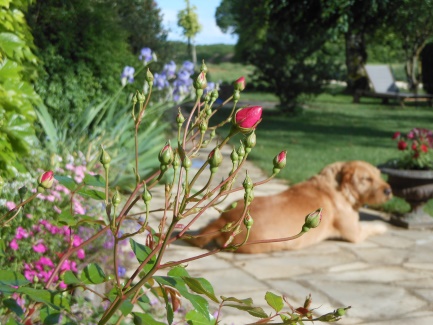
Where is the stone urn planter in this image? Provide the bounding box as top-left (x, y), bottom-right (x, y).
top-left (380, 167), bottom-right (433, 229)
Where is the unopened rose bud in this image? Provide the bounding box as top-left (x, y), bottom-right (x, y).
top-left (112, 189), bottom-right (121, 208)
top-left (243, 172), bottom-right (253, 191)
top-left (230, 149), bottom-right (239, 164)
top-left (302, 208), bottom-right (322, 232)
top-left (37, 171), bottom-right (54, 191)
top-left (137, 92), bottom-right (145, 104)
top-left (193, 71), bottom-right (207, 90)
top-left (100, 147), bottom-right (111, 168)
top-left (200, 60), bottom-right (208, 74)
top-left (244, 131), bottom-right (256, 153)
top-left (211, 89), bottom-right (219, 102)
top-left (208, 147), bottom-right (223, 173)
top-left (233, 76), bottom-right (246, 91)
top-left (237, 142), bottom-right (246, 161)
top-left (233, 106), bottom-right (263, 134)
top-left (158, 142), bottom-right (174, 166)
top-left (173, 153), bottom-right (181, 170)
top-left (145, 68), bottom-right (154, 85)
top-left (176, 109), bottom-right (185, 126)
top-left (244, 213), bottom-right (254, 230)
top-left (199, 120), bottom-right (208, 134)
top-left (182, 156), bottom-right (192, 171)
top-left (142, 184), bottom-right (152, 204)
top-left (273, 150), bottom-right (287, 174)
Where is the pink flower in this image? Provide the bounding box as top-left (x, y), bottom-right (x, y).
top-left (59, 281), bottom-right (67, 290)
top-left (10, 239), bottom-right (19, 250)
top-left (33, 243), bottom-right (47, 253)
top-left (72, 235), bottom-right (82, 247)
top-left (53, 206), bottom-right (62, 214)
top-left (15, 227), bottom-right (29, 240)
top-left (233, 76), bottom-right (246, 91)
top-left (38, 256), bottom-right (54, 268)
top-left (392, 131), bottom-right (401, 140)
top-left (6, 201), bottom-right (16, 211)
top-left (77, 249), bottom-right (85, 259)
top-left (38, 170), bottom-right (54, 190)
top-left (234, 106), bottom-right (263, 133)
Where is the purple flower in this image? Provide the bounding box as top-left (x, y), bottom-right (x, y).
top-left (153, 73), bottom-right (169, 90)
top-left (121, 66), bottom-right (135, 86)
top-left (118, 266), bottom-right (126, 277)
top-left (182, 61), bottom-right (195, 74)
top-left (205, 82), bottom-right (216, 94)
top-left (10, 239), bottom-right (19, 250)
top-left (163, 61), bottom-right (177, 79)
top-left (15, 227), bottom-right (29, 240)
top-left (138, 47), bottom-right (153, 64)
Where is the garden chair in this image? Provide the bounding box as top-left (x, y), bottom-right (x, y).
top-left (354, 64), bottom-right (433, 106)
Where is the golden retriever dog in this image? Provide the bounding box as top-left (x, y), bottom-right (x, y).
top-left (188, 161), bottom-right (392, 253)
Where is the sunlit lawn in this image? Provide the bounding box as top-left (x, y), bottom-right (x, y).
top-left (211, 87), bottom-right (433, 214)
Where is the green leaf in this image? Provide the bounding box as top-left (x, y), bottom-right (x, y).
top-left (76, 187), bottom-right (105, 200)
top-left (224, 304), bottom-right (268, 318)
top-left (0, 270), bottom-right (30, 287)
top-left (133, 312), bottom-right (166, 325)
top-left (63, 271), bottom-right (80, 285)
top-left (120, 299), bottom-right (134, 316)
top-left (167, 266), bottom-right (190, 277)
top-left (80, 263), bottom-right (107, 284)
top-left (185, 310), bottom-right (216, 325)
top-left (83, 174), bottom-right (106, 187)
top-left (182, 277), bottom-right (219, 303)
top-left (17, 287), bottom-right (70, 311)
top-left (56, 210), bottom-right (75, 226)
top-left (39, 306), bottom-right (61, 325)
top-left (158, 283), bottom-right (174, 325)
top-left (265, 291), bottom-right (284, 312)
top-left (130, 239), bottom-right (156, 274)
top-left (5, 318), bottom-right (20, 325)
top-left (3, 298), bottom-right (24, 316)
top-left (221, 296), bottom-right (253, 305)
top-left (154, 275), bottom-right (210, 321)
top-left (54, 175), bottom-right (76, 191)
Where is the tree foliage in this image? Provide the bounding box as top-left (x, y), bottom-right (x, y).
top-left (0, 0), bottom-right (41, 177)
top-left (26, 0), bottom-right (167, 128)
top-left (177, 0), bottom-right (202, 64)
top-left (215, 0), bottom-right (348, 112)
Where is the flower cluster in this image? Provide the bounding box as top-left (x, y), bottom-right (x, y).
top-left (391, 128), bottom-right (433, 169)
top-left (121, 47), bottom-right (217, 103)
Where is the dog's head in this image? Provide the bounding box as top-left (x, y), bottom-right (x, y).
top-left (321, 161), bottom-right (392, 208)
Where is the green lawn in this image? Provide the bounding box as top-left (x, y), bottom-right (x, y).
top-left (211, 87), bottom-right (433, 214)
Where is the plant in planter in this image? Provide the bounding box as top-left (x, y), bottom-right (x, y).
top-left (380, 128), bottom-right (433, 228)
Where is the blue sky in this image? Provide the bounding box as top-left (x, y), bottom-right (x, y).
top-left (156, 0), bottom-right (238, 45)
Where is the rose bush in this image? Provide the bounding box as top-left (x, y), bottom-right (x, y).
top-left (0, 50), bottom-right (349, 324)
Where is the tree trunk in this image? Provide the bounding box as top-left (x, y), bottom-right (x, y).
top-left (345, 31), bottom-right (368, 94)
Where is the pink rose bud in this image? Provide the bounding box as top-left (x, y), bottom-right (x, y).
top-left (392, 132), bottom-right (400, 140)
top-left (234, 106), bottom-right (263, 133)
top-left (38, 171), bottom-right (54, 190)
top-left (158, 142), bottom-right (174, 166)
top-left (233, 76), bottom-right (246, 91)
top-left (302, 208), bottom-right (322, 232)
top-left (193, 71), bottom-right (208, 90)
top-left (272, 150), bottom-right (287, 174)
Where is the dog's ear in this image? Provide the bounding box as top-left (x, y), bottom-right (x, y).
top-left (319, 161), bottom-right (345, 187)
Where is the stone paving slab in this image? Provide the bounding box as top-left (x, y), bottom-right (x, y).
top-left (127, 139), bottom-right (433, 324)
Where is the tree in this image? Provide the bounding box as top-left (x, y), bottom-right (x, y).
top-left (177, 0), bottom-right (202, 65)
top-left (215, 0), bottom-right (347, 113)
top-left (386, 0), bottom-right (433, 91)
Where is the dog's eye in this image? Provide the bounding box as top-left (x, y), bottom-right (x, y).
top-left (362, 177), bottom-right (373, 182)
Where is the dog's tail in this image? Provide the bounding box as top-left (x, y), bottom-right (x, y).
top-left (185, 218), bottom-right (227, 248)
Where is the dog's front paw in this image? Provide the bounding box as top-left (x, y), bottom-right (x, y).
top-left (369, 221), bottom-right (388, 236)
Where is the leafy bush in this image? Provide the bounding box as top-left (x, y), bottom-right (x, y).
top-left (0, 0), bottom-right (41, 177)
